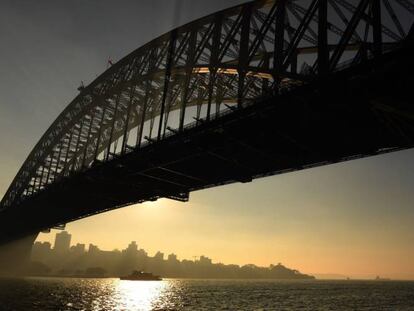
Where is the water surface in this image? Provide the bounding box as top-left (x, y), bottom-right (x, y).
top-left (0, 278), bottom-right (413, 310)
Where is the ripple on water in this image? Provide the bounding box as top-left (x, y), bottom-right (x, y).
top-left (0, 278), bottom-right (413, 310)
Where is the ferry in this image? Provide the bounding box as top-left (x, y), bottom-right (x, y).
top-left (120, 270), bottom-right (162, 281)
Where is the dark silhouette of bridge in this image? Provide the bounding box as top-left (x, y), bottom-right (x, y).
top-left (1, 0), bottom-right (413, 258)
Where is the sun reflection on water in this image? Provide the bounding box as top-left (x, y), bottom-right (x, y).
top-left (112, 279), bottom-right (170, 311)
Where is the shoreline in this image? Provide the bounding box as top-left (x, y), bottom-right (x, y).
top-left (9, 276), bottom-right (414, 282)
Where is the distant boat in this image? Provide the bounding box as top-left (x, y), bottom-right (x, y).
top-left (120, 270), bottom-right (162, 281)
top-left (375, 276), bottom-right (391, 281)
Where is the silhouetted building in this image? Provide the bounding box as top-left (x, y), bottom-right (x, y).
top-left (199, 255), bottom-right (212, 265)
top-left (88, 244), bottom-right (100, 254)
top-left (125, 241), bottom-right (138, 253)
top-left (168, 253), bottom-right (178, 262)
top-left (53, 231), bottom-right (71, 253)
top-left (154, 251), bottom-right (164, 261)
top-left (31, 241), bottom-right (52, 263)
top-left (71, 243), bottom-right (86, 256)
top-left (33, 241), bottom-right (51, 253)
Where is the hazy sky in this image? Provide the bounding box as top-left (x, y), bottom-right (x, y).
top-left (1, 0), bottom-right (413, 279)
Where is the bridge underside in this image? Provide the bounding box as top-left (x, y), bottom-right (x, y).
top-left (0, 43), bottom-right (413, 244)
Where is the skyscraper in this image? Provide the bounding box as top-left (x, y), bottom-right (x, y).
top-left (71, 243), bottom-right (86, 256)
top-left (53, 231), bottom-right (71, 253)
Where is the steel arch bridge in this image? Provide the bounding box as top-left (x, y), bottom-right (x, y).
top-left (1, 0), bottom-right (414, 243)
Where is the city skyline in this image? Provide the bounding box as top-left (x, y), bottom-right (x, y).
top-left (32, 230), bottom-right (314, 280)
top-left (35, 231), bottom-right (225, 268)
top-left (1, 0), bottom-right (414, 281)
top-left (37, 231), bottom-right (185, 261)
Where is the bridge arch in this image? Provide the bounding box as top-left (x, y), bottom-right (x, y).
top-left (1, 0), bottom-right (413, 211)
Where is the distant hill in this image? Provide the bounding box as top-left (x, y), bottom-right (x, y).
top-left (267, 263), bottom-right (315, 279)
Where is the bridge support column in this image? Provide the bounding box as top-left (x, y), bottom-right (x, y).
top-left (0, 233), bottom-right (38, 276)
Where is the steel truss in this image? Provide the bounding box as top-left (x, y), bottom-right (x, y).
top-left (1, 0), bottom-right (413, 210)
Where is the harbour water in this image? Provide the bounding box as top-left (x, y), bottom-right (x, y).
top-left (0, 278), bottom-right (413, 310)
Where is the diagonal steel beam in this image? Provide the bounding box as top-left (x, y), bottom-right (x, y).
top-left (329, 0), bottom-right (370, 71)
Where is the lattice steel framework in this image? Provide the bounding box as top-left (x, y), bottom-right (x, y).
top-left (1, 0), bottom-right (413, 210)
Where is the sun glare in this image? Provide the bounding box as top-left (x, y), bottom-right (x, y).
top-left (113, 279), bottom-right (169, 310)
